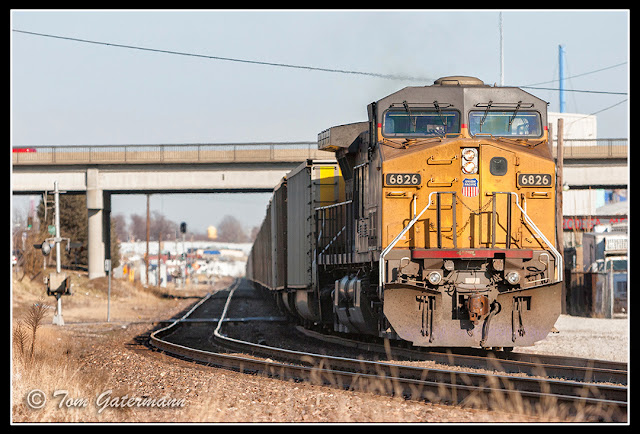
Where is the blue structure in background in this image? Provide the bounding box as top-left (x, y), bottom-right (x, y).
top-left (559, 44), bottom-right (566, 113)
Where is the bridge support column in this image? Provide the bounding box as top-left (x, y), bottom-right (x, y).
top-left (87, 168), bottom-right (107, 280)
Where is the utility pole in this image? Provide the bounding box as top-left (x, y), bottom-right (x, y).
top-left (556, 118), bottom-right (565, 312)
top-left (52, 181), bottom-right (64, 326)
top-left (157, 231), bottom-right (162, 288)
top-left (105, 258), bottom-right (111, 322)
top-left (145, 194), bottom-right (150, 286)
top-left (180, 222), bottom-right (187, 289)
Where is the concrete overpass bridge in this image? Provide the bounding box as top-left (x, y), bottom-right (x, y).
top-left (11, 142), bottom-right (333, 194)
top-left (553, 139), bottom-right (628, 190)
top-left (12, 139), bottom-right (627, 279)
top-left (12, 142), bottom-right (334, 279)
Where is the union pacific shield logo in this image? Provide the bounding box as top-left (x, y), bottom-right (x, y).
top-left (462, 178), bottom-right (478, 197)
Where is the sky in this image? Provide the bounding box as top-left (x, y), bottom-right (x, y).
top-left (10, 9), bottom-right (630, 236)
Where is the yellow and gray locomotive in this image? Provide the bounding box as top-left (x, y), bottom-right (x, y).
top-left (247, 76), bottom-right (562, 349)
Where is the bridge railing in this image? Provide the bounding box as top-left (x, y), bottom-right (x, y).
top-left (553, 138), bottom-right (628, 159)
top-left (11, 142), bottom-right (335, 165)
top-left (12, 139), bottom-right (627, 165)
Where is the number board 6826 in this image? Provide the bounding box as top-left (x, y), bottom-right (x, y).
top-left (385, 173), bottom-right (422, 186)
top-left (517, 173), bottom-right (552, 187)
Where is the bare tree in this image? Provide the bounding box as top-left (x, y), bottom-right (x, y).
top-left (129, 211), bottom-right (179, 241)
top-left (217, 215), bottom-right (249, 243)
top-left (112, 214), bottom-right (129, 242)
top-left (150, 211), bottom-right (177, 239)
top-left (249, 226), bottom-right (259, 242)
top-left (129, 214), bottom-right (147, 241)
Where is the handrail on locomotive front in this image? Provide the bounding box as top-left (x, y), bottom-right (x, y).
top-left (498, 192), bottom-right (563, 282)
top-left (378, 191), bottom-right (563, 299)
top-left (379, 191), bottom-right (442, 299)
top-left (316, 200), bottom-right (353, 257)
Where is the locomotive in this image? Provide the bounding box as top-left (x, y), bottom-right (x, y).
top-left (247, 76), bottom-right (562, 349)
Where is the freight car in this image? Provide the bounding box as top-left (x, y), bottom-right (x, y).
top-left (247, 76), bottom-right (562, 349)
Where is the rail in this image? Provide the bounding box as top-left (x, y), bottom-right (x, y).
top-left (151, 279), bottom-right (627, 421)
top-left (11, 142), bottom-right (333, 165)
top-left (297, 326), bottom-right (628, 385)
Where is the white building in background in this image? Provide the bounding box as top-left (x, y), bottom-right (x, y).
top-left (548, 112), bottom-right (597, 142)
top-left (118, 241), bottom-right (252, 258)
top-left (115, 240), bottom-right (250, 285)
top-left (548, 111), bottom-right (618, 217)
top-left (563, 189), bottom-right (600, 216)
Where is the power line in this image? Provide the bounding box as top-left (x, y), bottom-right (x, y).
top-left (13, 29), bottom-right (628, 95)
top-left (589, 98), bottom-right (628, 116)
top-left (563, 98), bottom-right (627, 129)
top-left (523, 61), bottom-right (627, 86)
top-left (12, 29), bottom-right (434, 82)
top-left (519, 86), bottom-right (627, 95)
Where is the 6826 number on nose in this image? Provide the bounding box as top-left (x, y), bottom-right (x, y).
top-left (517, 173), bottom-right (552, 187)
top-left (385, 173), bottom-right (422, 186)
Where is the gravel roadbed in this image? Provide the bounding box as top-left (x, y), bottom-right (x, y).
top-left (18, 281), bottom-right (627, 423)
top-left (513, 314), bottom-right (628, 363)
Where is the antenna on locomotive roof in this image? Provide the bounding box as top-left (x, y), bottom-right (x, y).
top-left (499, 12), bottom-right (504, 86)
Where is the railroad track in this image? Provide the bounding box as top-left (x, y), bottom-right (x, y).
top-left (149, 279), bottom-right (628, 422)
top-left (295, 326), bottom-right (628, 385)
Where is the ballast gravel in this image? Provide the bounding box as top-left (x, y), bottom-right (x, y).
top-left (513, 314), bottom-right (629, 363)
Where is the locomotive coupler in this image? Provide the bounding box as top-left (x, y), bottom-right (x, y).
top-left (480, 301), bottom-right (501, 348)
top-left (466, 293), bottom-right (490, 324)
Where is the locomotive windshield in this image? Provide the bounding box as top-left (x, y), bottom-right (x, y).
top-left (382, 109), bottom-right (460, 137)
top-left (469, 110), bottom-right (542, 137)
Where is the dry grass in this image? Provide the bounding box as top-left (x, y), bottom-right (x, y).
top-left (11, 328), bottom-right (600, 424)
top-left (11, 267), bottom-right (221, 323)
top-left (11, 269), bottom-right (620, 423)
top-left (12, 326), bottom-right (110, 422)
top-left (11, 268), bottom-right (220, 422)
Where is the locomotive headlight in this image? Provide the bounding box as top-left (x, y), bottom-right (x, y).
top-left (428, 271), bottom-right (443, 285)
top-left (506, 271), bottom-right (521, 285)
top-left (462, 161), bottom-right (477, 174)
top-left (462, 148), bottom-right (477, 161)
top-left (461, 148), bottom-right (478, 174)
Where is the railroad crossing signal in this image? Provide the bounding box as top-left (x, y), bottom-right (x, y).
top-left (45, 272), bottom-right (71, 297)
top-left (38, 181), bottom-right (72, 325)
